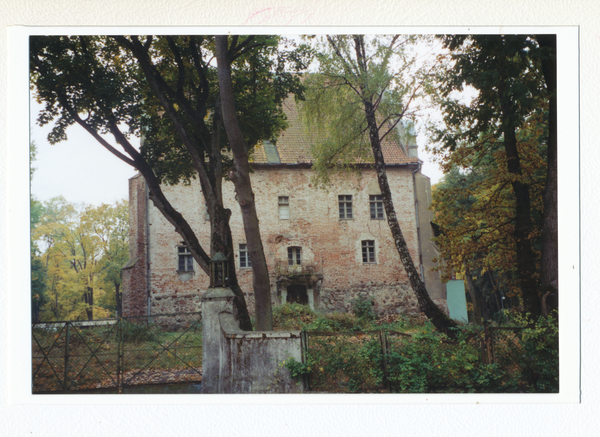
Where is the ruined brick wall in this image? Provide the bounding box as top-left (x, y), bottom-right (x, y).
top-left (121, 174), bottom-right (149, 317)
top-left (125, 165), bottom-right (429, 317)
top-left (146, 177), bottom-right (207, 315)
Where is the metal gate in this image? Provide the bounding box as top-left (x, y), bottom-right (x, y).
top-left (32, 312), bottom-right (202, 393)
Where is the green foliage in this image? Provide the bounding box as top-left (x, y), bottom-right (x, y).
top-left (492, 312), bottom-right (559, 393)
top-left (31, 255), bottom-right (49, 324)
top-left (430, 110), bottom-right (548, 309)
top-left (32, 198), bottom-right (129, 321)
top-left (120, 322), bottom-right (158, 344)
top-left (272, 303), bottom-right (317, 330)
top-left (427, 35), bottom-right (552, 317)
top-left (282, 356), bottom-right (314, 380)
top-left (349, 295), bottom-right (375, 321)
top-left (301, 35), bottom-right (430, 188)
top-left (287, 333), bottom-right (384, 393)
top-left (278, 307), bottom-right (558, 393)
top-left (273, 303), bottom-right (373, 332)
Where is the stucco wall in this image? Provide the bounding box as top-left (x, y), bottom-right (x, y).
top-left (124, 165), bottom-right (426, 317)
top-left (201, 287), bottom-right (303, 394)
top-left (414, 172), bottom-right (448, 314)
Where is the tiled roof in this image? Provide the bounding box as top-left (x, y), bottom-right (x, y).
top-left (250, 96), bottom-right (419, 166)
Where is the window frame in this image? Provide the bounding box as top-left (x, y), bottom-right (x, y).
top-left (288, 246), bottom-right (302, 266)
top-left (239, 243), bottom-right (252, 269)
top-left (338, 195), bottom-right (353, 220)
top-left (370, 195), bottom-right (384, 220)
top-left (177, 245), bottom-right (194, 272)
top-left (278, 196), bottom-right (290, 220)
top-left (361, 240), bottom-right (376, 264)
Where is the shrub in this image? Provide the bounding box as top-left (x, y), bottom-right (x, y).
top-left (492, 312), bottom-right (559, 393)
top-left (349, 295), bottom-right (375, 321)
top-left (120, 321), bottom-right (158, 344)
top-left (272, 303), bottom-right (317, 330)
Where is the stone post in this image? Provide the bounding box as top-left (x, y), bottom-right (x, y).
top-left (200, 287), bottom-right (237, 394)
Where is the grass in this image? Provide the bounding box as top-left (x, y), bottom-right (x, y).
top-left (32, 316), bottom-right (203, 392)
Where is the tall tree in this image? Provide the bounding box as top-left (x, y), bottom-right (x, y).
top-left (303, 35), bottom-right (459, 338)
top-left (433, 35), bottom-right (551, 317)
top-left (215, 36), bottom-right (274, 330)
top-left (535, 35), bottom-right (558, 315)
top-left (30, 141), bottom-right (49, 324)
top-left (31, 35), bottom-right (309, 329)
top-left (431, 109), bottom-right (548, 322)
top-left (33, 199), bottom-right (130, 321)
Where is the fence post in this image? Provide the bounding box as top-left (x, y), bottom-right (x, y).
top-left (63, 322), bottom-right (70, 394)
top-left (379, 331), bottom-right (390, 392)
top-left (117, 317), bottom-right (123, 393)
top-left (483, 322), bottom-right (493, 364)
top-left (490, 327), bottom-right (496, 363)
top-left (300, 329), bottom-right (310, 392)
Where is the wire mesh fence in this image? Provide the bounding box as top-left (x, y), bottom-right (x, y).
top-left (303, 331), bottom-right (387, 393)
top-left (301, 321), bottom-right (558, 393)
top-left (303, 330), bottom-right (466, 393)
top-left (32, 312), bottom-right (202, 394)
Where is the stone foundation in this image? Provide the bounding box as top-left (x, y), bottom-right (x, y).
top-left (319, 281), bottom-right (420, 316)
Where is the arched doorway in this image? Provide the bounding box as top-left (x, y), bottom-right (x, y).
top-left (286, 284), bottom-right (308, 305)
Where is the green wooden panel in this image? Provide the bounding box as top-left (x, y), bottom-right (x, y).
top-left (446, 280), bottom-right (468, 323)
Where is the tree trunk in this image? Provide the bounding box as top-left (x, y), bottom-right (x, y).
top-left (465, 267), bottom-right (482, 324)
top-left (362, 100), bottom-right (459, 338)
top-left (115, 282), bottom-right (122, 318)
top-left (348, 35), bottom-right (458, 339)
top-left (206, 196), bottom-right (254, 330)
top-left (112, 35), bottom-right (254, 330)
top-left (215, 35), bottom-right (273, 331)
top-left (499, 95), bottom-right (540, 317)
top-left (536, 34), bottom-right (558, 315)
top-left (85, 286), bottom-right (94, 321)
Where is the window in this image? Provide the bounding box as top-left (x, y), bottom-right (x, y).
top-left (178, 246), bottom-right (194, 272)
top-left (239, 244), bottom-right (251, 268)
top-left (278, 196), bottom-right (290, 220)
top-left (288, 247), bottom-right (302, 266)
top-left (362, 240), bottom-right (376, 263)
top-left (339, 195), bottom-right (353, 219)
top-left (370, 195), bottom-right (384, 219)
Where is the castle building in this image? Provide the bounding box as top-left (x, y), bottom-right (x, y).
top-left (122, 99), bottom-right (447, 318)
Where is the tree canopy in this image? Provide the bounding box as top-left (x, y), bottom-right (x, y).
top-left (428, 34), bottom-right (556, 318)
top-left (31, 35), bottom-right (311, 329)
top-left (302, 34), bottom-right (459, 338)
top-left (32, 198), bottom-right (129, 321)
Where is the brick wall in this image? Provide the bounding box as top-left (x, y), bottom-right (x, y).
top-left (123, 165), bottom-right (430, 317)
top-left (122, 174), bottom-right (149, 317)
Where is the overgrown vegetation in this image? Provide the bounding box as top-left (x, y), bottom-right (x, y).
top-left (278, 304), bottom-right (558, 393)
top-left (32, 315), bottom-right (203, 393)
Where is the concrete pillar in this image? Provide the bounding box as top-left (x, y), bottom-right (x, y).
top-left (307, 288), bottom-right (315, 310)
top-left (201, 287), bottom-right (237, 394)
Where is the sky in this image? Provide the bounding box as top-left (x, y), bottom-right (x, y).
top-left (30, 100), bottom-right (138, 206)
